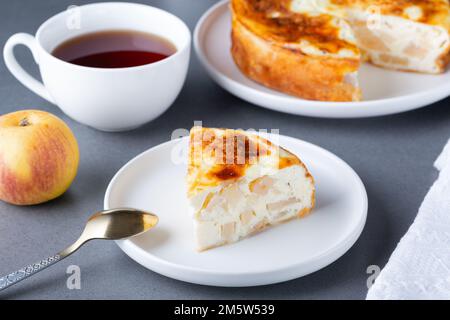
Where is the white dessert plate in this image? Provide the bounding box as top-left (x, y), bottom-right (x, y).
top-left (194, 0), bottom-right (450, 119)
top-left (104, 134), bottom-right (368, 287)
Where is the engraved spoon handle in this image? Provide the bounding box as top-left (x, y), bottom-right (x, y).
top-left (0, 236), bottom-right (86, 292)
top-left (0, 254), bottom-right (62, 291)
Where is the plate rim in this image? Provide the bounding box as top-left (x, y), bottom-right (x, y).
top-left (104, 135), bottom-right (368, 286)
top-left (193, 0), bottom-right (450, 118)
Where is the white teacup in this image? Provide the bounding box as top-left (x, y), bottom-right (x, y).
top-left (3, 3), bottom-right (191, 131)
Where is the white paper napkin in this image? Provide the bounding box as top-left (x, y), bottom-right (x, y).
top-left (367, 139), bottom-right (450, 300)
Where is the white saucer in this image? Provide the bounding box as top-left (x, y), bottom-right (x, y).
top-left (194, 0), bottom-right (450, 119)
top-left (104, 134), bottom-right (368, 287)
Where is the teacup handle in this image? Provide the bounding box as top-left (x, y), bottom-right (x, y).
top-left (3, 33), bottom-right (55, 104)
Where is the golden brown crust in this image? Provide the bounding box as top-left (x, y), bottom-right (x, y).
top-left (188, 127), bottom-right (273, 191)
top-left (232, 0), bottom-right (360, 54)
top-left (231, 17), bottom-right (361, 101)
top-left (188, 127), bottom-right (313, 197)
top-left (437, 45), bottom-right (450, 72)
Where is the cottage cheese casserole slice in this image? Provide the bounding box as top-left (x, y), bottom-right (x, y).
top-left (231, 0), bottom-right (362, 102)
top-left (231, 0), bottom-right (450, 102)
top-left (187, 127), bottom-right (315, 251)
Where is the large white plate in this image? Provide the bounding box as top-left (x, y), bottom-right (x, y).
top-left (104, 134), bottom-right (368, 287)
top-left (194, 0), bottom-right (450, 119)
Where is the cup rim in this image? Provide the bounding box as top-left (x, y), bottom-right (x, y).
top-left (35, 2), bottom-right (192, 72)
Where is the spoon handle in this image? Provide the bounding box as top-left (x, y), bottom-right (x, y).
top-left (0, 254), bottom-right (62, 291)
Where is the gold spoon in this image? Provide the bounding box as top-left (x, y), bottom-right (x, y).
top-left (0, 208), bottom-right (158, 291)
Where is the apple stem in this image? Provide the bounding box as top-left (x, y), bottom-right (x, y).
top-left (19, 118), bottom-right (30, 127)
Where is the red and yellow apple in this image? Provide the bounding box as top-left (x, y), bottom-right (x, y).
top-left (0, 110), bottom-right (79, 205)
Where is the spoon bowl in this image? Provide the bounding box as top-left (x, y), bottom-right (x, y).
top-left (83, 208), bottom-right (159, 240)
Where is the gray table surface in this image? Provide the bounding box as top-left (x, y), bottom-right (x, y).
top-left (0, 0), bottom-right (449, 300)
